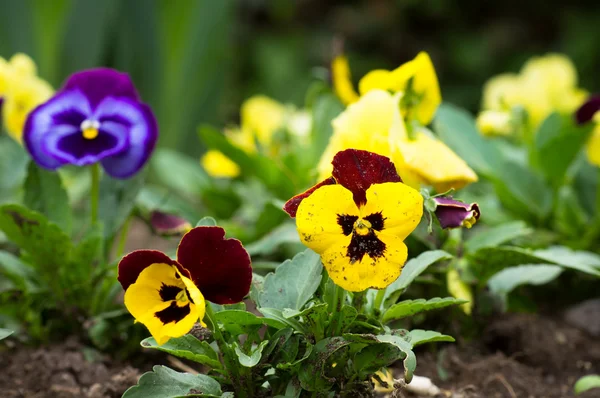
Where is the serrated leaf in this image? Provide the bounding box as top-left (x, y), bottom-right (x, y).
top-left (140, 336), bottom-right (221, 369)
top-left (122, 365), bottom-right (222, 397)
top-left (0, 328), bottom-right (14, 340)
top-left (258, 249), bottom-right (322, 311)
top-left (258, 308), bottom-right (306, 332)
top-left (534, 246), bottom-right (600, 271)
top-left (23, 162), bottom-right (72, 233)
top-left (352, 343), bottom-right (404, 379)
top-left (214, 310), bottom-right (286, 335)
top-left (488, 264), bottom-right (563, 297)
top-left (234, 340), bottom-right (269, 367)
top-left (408, 330), bottom-right (455, 347)
top-left (375, 334), bottom-right (416, 383)
top-left (464, 221), bottom-right (532, 253)
top-left (196, 216), bottom-right (217, 227)
top-left (382, 297), bottom-right (467, 323)
top-left (574, 375), bottom-right (600, 395)
top-left (383, 250), bottom-right (453, 307)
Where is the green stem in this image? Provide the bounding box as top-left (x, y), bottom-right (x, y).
top-left (329, 283), bottom-right (346, 336)
top-left (352, 291), bottom-right (366, 313)
top-left (115, 214), bottom-right (133, 259)
top-left (204, 304), bottom-right (251, 398)
top-left (373, 289), bottom-right (386, 315)
top-left (90, 163), bottom-right (101, 226)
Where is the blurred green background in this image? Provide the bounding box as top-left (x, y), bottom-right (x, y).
top-left (2, 0), bottom-right (599, 156)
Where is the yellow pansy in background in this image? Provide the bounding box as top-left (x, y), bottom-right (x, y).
top-left (318, 90), bottom-right (477, 192)
top-left (476, 109), bottom-right (513, 137)
top-left (332, 51), bottom-right (441, 126)
top-left (587, 126), bottom-right (600, 167)
top-left (200, 95), bottom-right (311, 178)
top-left (477, 53), bottom-right (587, 135)
top-left (447, 267), bottom-right (473, 315)
top-left (0, 53), bottom-right (53, 143)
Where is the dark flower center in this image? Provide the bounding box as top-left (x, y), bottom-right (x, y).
top-left (155, 302), bottom-right (191, 324)
top-left (337, 212), bottom-right (387, 263)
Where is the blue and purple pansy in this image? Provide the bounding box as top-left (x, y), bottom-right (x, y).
top-left (23, 68), bottom-right (158, 179)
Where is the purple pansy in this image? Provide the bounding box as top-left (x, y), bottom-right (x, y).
top-left (23, 68), bottom-right (158, 179)
top-left (432, 197), bottom-right (480, 229)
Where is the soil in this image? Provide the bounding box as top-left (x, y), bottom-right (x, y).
top-left (2, 309), bottom-right (599, 397)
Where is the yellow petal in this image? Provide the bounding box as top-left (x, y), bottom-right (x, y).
top-left (9, 53), bottom-right (37, 77)
top-left (476, 110), bottom-right (513, 137)
top-left (4, 76), bottom-right (53, 143)
top-left (393, 129), bottom-right (478, 192)
top-left (358, 69), bottom-right (394, 95)
top-left (586, 125), bottom-right (600, 167)
top-left (360, 182), bottom-right (423, 240)
top-left (447, 268), bottom-right (473, 315)
top-left (296, 184), bottom-right (359, 254)
top-left (240, 95), bottom-right (286, 147)
top-left (201, 150), bottom-right (241, 178)
top-left (124, 263), bottom-right (204, 345)
top-left (481, 73), bottom-right (522, 111)
top-left (332, 55), bottom-right (359, 105)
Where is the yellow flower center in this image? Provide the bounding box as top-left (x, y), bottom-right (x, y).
top-left (175, 288), bottom-right (189, 303)
top-left (353, 218), bottom-right (373, 236)
top-left (462, 212), bottom-right (478, 229)
top-left (80, 119), bottom-right (100, 140)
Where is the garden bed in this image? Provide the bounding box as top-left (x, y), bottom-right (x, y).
top-left (2, 312), bottom-right (598, 398)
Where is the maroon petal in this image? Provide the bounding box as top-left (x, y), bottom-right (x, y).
top-left (150, 211), bottom-right (192, 236)
top-left (433, 197), bottom-right (480, 229)
top-left (331, 149), bottom-right (402, 206)
top-left (118, 250), bottom-right (185, 291)
top-left (283, 177), bottom-right (336, 217)
top-left (575, 95), bottom-right (600, 125)
top-left (61, 68), bottom-right (139, 108)
top-left (177, 227), bottom-right (252, 304)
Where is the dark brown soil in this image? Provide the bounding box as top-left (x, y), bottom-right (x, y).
top-left (402, 313), bottom-right (600, 398)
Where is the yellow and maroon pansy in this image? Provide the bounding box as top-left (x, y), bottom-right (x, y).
top-left (118, 226), bottom-right (252, 345)
top-left (285, 149), bottom-right (423, 291)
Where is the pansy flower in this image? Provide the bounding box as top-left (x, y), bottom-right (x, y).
top-left (575, 95), bottom-right (600, 167)
top-left (285, 149), bottom-right (423, 292)
top-left (430, 197), bottom-right (480, 229)
top-left (118, 226), bottom-right (252, 345)
top-left (23, 68), bottom-right (158, 179)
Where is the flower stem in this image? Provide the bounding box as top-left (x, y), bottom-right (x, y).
top-left (204, 303), bottom-right (251, 398)
top-left (115, 214), bottom-right (132, 259)
top-left (329, 283), bottom-right (346, 336)
top-left (373, 288), bottom-right (386, 315)
top-left (90, 163), bottom-right (101, 226)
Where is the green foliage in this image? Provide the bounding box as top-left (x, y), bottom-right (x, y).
top-left (574, 375), bottom-right (600, 395)
top-left (487, 265), bottom-right (563, 298)
top-left (464, 221), bottom-right (532, 253)
top-left (382, 297), bottom-right (468, 323)
top-left (141, 336), bottom-right (222, 369)
top-left (0, 328), bottom-right (13, 340)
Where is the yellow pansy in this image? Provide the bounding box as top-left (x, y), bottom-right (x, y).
top-left (296, 182), bottom-right (422, 291)
top-left (240, 95), bottom-right (286, 148)
top-left (124, 262), bottom-right (205, 345)
top-left (318, 90), bottom-right (478, 192)
top-left (332, 52), bottom-right (442, 125)
top-left (587, 126), bottom-right (600, 166)
top-left (475, 110), bottom-right (513, 137)
top-left (201, 150), bottom-right (241, 178)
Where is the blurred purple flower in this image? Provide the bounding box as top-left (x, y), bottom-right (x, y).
top-left (23, 68), bottom-right (158, 179)
top-left (150, 211), bottom-right (192, 236)
top-left (575, 95), bottom-right (600, 125)
top-left (433, 197), bottom-right (480, 229)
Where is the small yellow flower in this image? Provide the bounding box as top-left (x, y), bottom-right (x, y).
top-left (296, 182), bottom-right (422, 292)
top-left (476, 110), bottom-right (513, 137)
top-left (124, 262), bottom-right (206, 345)
top-left (318, 90), bottom-right (477, 192)
top-left (240, 95), bottom-right (286, 148)
top-left (333, 52), bottom-right (441, 125)
top-left (201, 150), bottom-right (241, 178)
top-left (4, 76), bottom-right (53, 142)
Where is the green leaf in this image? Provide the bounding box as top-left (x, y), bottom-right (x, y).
top-left (0, 250), bottom-right (38, 292)
top-left (382, 297), bottom-right (468, 324)
top-left (408, 330), bottom-right (455, 347)
top-left (433, 103), bottom-right (504, 178)
top-left (98, 171), bottom-right (145, 239)
top-left (488, 264), bottom-right (563, 298)
top-left (258, 308), bottom-right (306, 333)
top-left (534, 113), bottom-right (594, 186)
top-left (234, 340), bottom-right (269, 368)
top-left (151, 148), bottom-right (210, 197)
top-left (71, 224), bottom-right (104, 283)
top-left (464, 221), bottom-right (532, 253)
top-left (196, 216), bottom-right (217, 227)
top-left (0, 328), bottom-right (14, 340)
top-left (383, 250), bottom-right (453, 307)
top-left (353, 343), bottom-right (404, 379)
top-left (553, 185), bottom-right (589, 237)
top-left (0, 204), bottom-right (72, 269)
top-left (23, 162), bottom-right (72, 233)
top-left (298, 336), bottom-right (351, 392)
top-left (375, 334), bottom-right (416, 383)
top-left (0, 136), bottom-right (29, 203)
top-left (122, 365), bottom-right (222, 397)
top-left (140, 336), bottom-right (222, 369)
top-left (284, 303), bottom-right (329, 340)
top-left (214, 310), bottom-right (286, 334)
top-left (534, 246), bottom-right (600, 271)
top-left (245, 222), bottom-right (300, 256)
top-left (258, 249), bottom-right (322, 311)
top-left (309, 93), bottom-right (344, 162)
top-left (574, 375), bottom-right (600, 395)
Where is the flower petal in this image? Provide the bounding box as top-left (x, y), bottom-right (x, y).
top-left (283, 177), bottom-right (336, 217)
top-left (23, 89), bottom-right (92, 170)
top-left (332, 55), bottom-right (359, 105)
top-left (150, 211), bottom-right (192, 236)
top-left (359, 182), bottom-right (423, 240)
top-left (118, 250), bottom-right (183, 291)
top-left (331, 149), bottom-right (401, 206)
top-left (586, 126), bottom-right (600, 167)
top-left (201, 150), bottom-right (241, 178)
top-left (322, 232), bottom-right (408, 292)
top-left (61, 68), bottom-right (139, 108)
top-left (176, 226), bottom-right (252, 305)
top-left (296, 184), bottom-right (359, 254)
top-left (433, 197), bottom-right (480, 229)
top-left (576, 95), bottom-right (600, 125)
top-left (98, 100), bottom-right (158, 179)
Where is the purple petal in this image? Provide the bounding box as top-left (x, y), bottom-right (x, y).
top-left (433, 197), bottom-right (480, 229)
top-left (575, 95), bottom-right (600, 125)
top-left (23, 90), bottom-right (92, 170)
top-left (61, 68), bottom-right (139, 109)
top-left (98, 99), bottom-right (158, 179)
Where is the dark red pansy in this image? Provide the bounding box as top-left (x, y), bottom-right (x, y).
top-left (283, 149), bottom-right (402, 217)
top-left (150, 211), bottom-right (192, 236)
top-left (575, 95), bottom-right (600, 125)
top-left (283, 177), bottom-right (336, 217)
top-left (118, 250), bottom-right (186, 290)
top-left (177, 226), bottom-right (252, 305)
